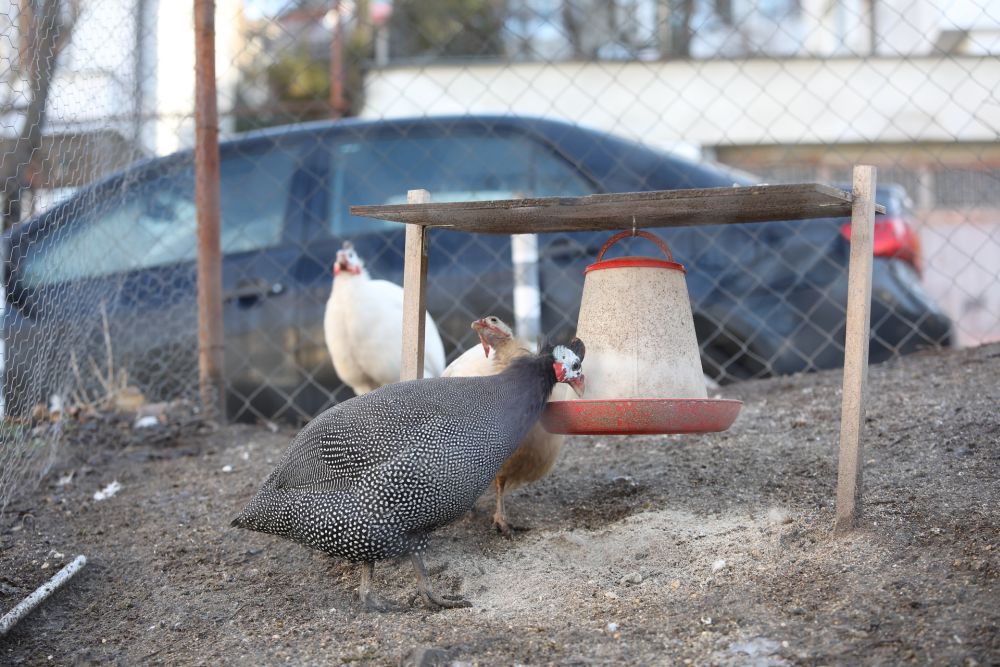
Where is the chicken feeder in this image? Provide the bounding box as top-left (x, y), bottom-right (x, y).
top-left (542, 230), bottom-right (742, 435)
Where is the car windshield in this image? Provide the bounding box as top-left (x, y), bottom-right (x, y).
top-left (19, 143), bottom-right (300, 288)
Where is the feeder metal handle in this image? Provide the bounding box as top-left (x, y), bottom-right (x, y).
top-left (596, 229), bottom-right (675, 263)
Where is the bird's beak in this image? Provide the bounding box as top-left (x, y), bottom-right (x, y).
top-left (472, 320), bottom-right (491, 357)
top-left (568, 374), bottom-right (586, 398)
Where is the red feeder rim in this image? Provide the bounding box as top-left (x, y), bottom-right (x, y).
top-left (542, 398), bottom-right (742, 436)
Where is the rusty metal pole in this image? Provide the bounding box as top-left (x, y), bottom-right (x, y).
top-left (329, 0), bottom-right (346, 116)
top-left (194, 0), bottom-right (225, 422)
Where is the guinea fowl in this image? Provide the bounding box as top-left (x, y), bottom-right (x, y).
top-left (231, 339), bottom-right (586, 610)
top-left (443, 316), bottom-right (568, 536)
top-left (324, 241), bottom-right (446, 394)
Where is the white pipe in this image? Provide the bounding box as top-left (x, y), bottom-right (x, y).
top-left (0, 555), bottom-right (87, 636)
top-left (511, 233), bottom-right (542, 346)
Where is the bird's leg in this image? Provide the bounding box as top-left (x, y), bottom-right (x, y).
top-left (357, 561), bottom-right (402, 612)
top-left (492, 477), bottom-right (515, 538)
top-left (492, 479), bottom-right (532, 537)
top-left (409, 552), bottom-right (471, 609)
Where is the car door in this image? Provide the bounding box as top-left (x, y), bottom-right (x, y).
top-left (217, 136), bottom-right (317, 423)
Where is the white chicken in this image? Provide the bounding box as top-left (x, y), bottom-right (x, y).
top-left (323, 242), bottom-right (446, 395)
top-left (443, 315), bottom-right (568, 537)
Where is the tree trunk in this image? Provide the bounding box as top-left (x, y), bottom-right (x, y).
top-left (658, 0), bottom-right (694, 59)
top-left (2, 0), bottom-right (65, 229)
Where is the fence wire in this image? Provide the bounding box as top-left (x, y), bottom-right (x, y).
top-left (1, 0), bottom-right (998, 515)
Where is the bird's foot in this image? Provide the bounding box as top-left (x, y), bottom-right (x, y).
top-left (492, 518), bottom-right (530, 539)
top-left (409, 552), bottom-right (472, 610)
top-left (412, 589), bottom-right (472, 610)
top-left (357, 560), bottom-right (404, 613)
top-left (359, 590), bottom-right (405, 613)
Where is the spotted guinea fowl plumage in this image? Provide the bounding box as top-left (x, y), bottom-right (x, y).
top-left (232, 340), bottom-right (585, 609)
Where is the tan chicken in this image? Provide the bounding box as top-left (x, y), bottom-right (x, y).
top-left (441, 316), bottom-right (526, 378)
top-left (442, 316), bottom-right (569, 537)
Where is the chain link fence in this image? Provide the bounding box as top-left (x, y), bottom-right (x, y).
top-left (1, 0), bottom-right (998, 515)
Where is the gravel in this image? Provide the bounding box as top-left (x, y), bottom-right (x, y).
top-left (1, 342), bottom-right (997, 665)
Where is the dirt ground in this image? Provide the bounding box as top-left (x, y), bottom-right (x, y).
top-left (1, 342), bottom-right (998, 666)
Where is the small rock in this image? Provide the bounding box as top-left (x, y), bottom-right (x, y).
top-left (222, 465), bottom-right (234, 473)
top-left (711, 559), bottom-right (727, 573)
top-left (604, 591), bottom-right (619, 600)
top-left (608, 475), bottom-right (640, 495)
top-left (0, 582), bottom-right (24, 596)
top-left (400, 647), bottom-right (449, 667)
top-left (767, 507), bottom-right (792, 524)
top-left (620, 572), bottom-right (643, 585)
top-left (134, 415), bottom-right (160, 429)
top-left (728, 637), bottom-right (786, 663)
top-left (556, 532), bottom-right (587, 547)
top-left (606, 622), bottom-right (619, 633)
top-left (93, 480), bottom-right (122, 501)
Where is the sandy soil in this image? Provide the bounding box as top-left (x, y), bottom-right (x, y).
top-left (1, 342), bottom-right (998, 666)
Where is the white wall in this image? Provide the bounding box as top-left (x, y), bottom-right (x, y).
top-left (361, 57), bottom-right (1000, 152)
top-left (140, 0), bottom-right (242, 156)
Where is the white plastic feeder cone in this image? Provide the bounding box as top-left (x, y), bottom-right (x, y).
top-left (573, 230), bottom-right (707, 400)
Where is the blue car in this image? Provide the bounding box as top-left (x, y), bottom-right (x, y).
top-left (3, 115), bottom-right (953, 422)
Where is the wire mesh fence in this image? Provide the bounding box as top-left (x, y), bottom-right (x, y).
top-left (1, 0), bottom-right (998, 515)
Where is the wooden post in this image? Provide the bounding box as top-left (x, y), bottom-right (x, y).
top-left (194, 0), bottom-right (225, 422)
top-left (835, 165), bottom-right (877, 532)
top-left (400, 190), bottom-right (430, 381)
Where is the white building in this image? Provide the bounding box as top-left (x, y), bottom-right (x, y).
top-left (360, 0), bottom-right (1000, 346)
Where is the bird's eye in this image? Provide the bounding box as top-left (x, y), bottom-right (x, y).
top-left (573, 362), bottom-right (580, 371)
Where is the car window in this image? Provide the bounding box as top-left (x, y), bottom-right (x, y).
top-left (21, 144), bottom-right (300, 287)
top-left (219, 144), bottom-right (298, 253)
top-left (327, 131), bottom-right (594, 236)
top-left (21, 168), bottom-right (196, 287)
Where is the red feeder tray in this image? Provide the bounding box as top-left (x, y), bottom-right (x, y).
top-left (541, 398), bottom-right (743, 436)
